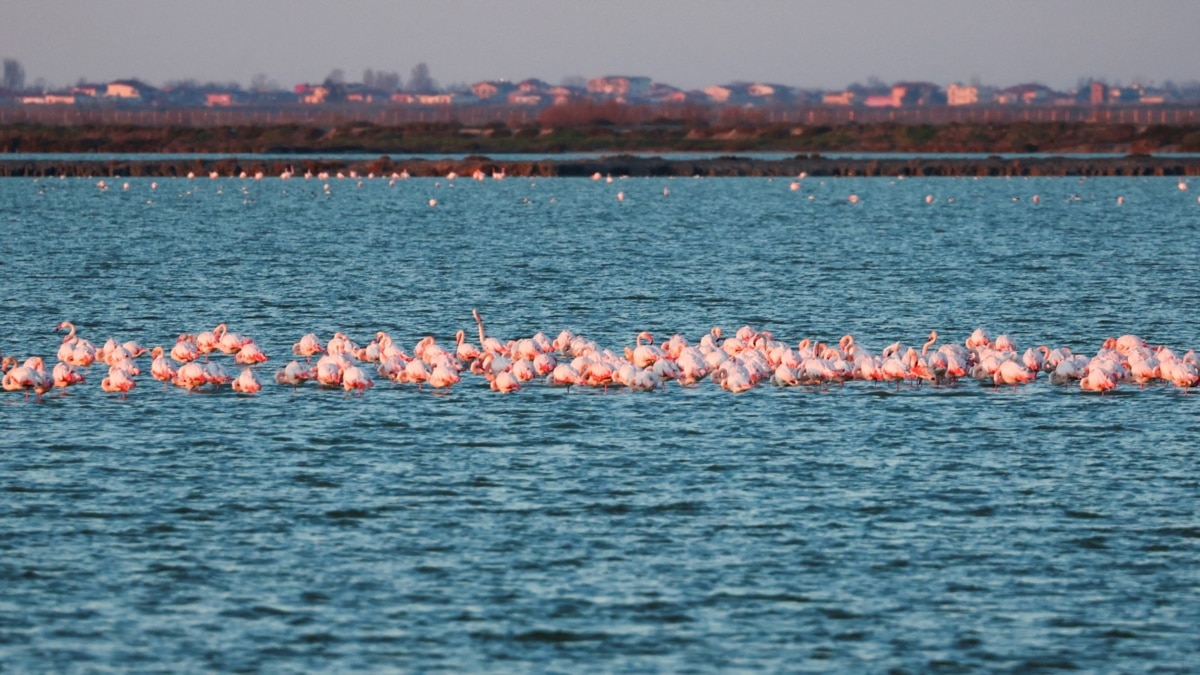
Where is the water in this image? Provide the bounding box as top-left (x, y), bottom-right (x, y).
top-left (3, 174), bottom-right (1200, 671)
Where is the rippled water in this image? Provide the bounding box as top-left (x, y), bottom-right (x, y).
top-left (3, 174), bottom-right (1200, 671)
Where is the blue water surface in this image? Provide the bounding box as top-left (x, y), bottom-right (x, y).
top-left (2, 173), bottom-right (1199, 671)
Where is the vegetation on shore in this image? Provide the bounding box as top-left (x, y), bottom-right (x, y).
top-left (3, 121), bottom-right (1200, 155)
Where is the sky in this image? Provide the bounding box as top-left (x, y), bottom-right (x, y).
top-left (3, 0), bottom-right (1199, 92)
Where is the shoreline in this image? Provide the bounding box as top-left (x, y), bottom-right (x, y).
top-left (3, 154), bottom-right (1200, 178)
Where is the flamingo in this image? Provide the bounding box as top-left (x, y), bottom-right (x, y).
top-left (772, 363), bottom-right (802, 387)
top-left (203, 361), bottom-right (233, 388)
top-left (173, 362), bottom-right (208, 391)
top-left (4, 357), bottom-right (51, 400)
top-left (1049, 355), bottom-right (1088, 385)
top-left (428, 364), bottom-right (461, 390)
top-left (713, 361), bottom-right (753, 393)
top-left (275, 360), bottom-right (314, 390)
top-left (490, 370), bottom-right (521, 394)
top-left (234, 341), bottom-right (269, 365)
top-left (1080, 368), bottom-right (1118, 394)
top-left (293, 333), bottom-right (325, 361)
top-left (314, 357), bottom-right (345, 388)
top-left (53, 361), bottom-right (86, 391)
top-left (231, 368), bottom-right (262, 394)
top-left (326, 332), bottom-right (359, 357)
top-left (548, 363), bottom-right (584, 388)
top-left (196, 324), bottom-right (223, 356)
top-left (150, 346), bottom-right (177, 385)
top-left (217, 326), bottom-right (253, 355)
top-left (994, 360), bottom-right (1036, 388)
top-left (965, 328), bottom-right (992, 349)
top-left (455, 329), bottom-right (481, 362)
top-left (100, 365), bottom-right (137, 397)
top-left (170, 334), bottom-right (200, 364)
top-left (629, 332), bottom-right (664, 368)
top-left (472, 309), bottom-right (508, 355)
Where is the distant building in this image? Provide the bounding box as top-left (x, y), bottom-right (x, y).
top-left (21, 93), bottom-right (77, 105)
top-left (1090, 81), bottom-right (1108, 105)
top-left (892, 82), bottom-right (944, 106)
top-left (390, 92), bottom-right (415, 104)
top-left (587, 76), bottom-right (652, 99)
top-left (704, 85), bottom-right (732, 104)
top-left (471, 80), bottom-right (515, 101)
top-left (545, 85), bottom-right (578, 105)
top-left (647, 83), bottom-right (687, 104)
top-left (947, 83), bottom-right (978, 106)
top-left (996, 83), bottom-right (1058, 105)
top-left (295, 84), bottom-right (329, 104)
top-left (344, 84), bottom-right (389, 104)
top-left (749, 83), bottom-right (795, 103)
top-left (822, 91), bottom-right (855, 106)
top-left (205, 93), bottom-right (234, 107)
top-left (415, 93), bottom-right (476, 105)
top-left (71, 84), bottom-right (103, 98)
top-left (507, 92), bottom-right (542, 106)
top-left (1139, 88), bottom-right (1173, 105)
top-left (105, 79), bottom-right (154, 99)
top-left (516, 79), bottom-right (549, 94)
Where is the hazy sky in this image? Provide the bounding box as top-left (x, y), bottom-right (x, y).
top-left (3, 0), bottom-right (1198, 91)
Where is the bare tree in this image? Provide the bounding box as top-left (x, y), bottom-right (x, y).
top-left (3, 58), bottom-right (26, 90)
top-left (407, 62), bottom-right (436, 93)
top-left (251, 73), bottom-right (278, 93)
top-left (561, 75), bottom-right (587, 89)
top-left (324, 68), bottom-right (346, 86)
top-left (363, 68), bottom-right (402, 91)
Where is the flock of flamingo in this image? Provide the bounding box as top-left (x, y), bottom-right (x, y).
top-left (4, 313), bottom-right (1199, 402)
top-left (71, 173), bottom-right (1200, 207)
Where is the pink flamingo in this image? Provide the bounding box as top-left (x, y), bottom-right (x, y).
top-left (453, 326), bottom-right (482, 360)
top-left (340, 365), bottom-right (372, 391)
top-left (472, 310), bottom-right (509, 356)
top-left (231, 368), bottom-right (262, 394)
top-left (170, 334), bottom-right (200, 364)
top-left (53, 361), bottom-right (86, 391)
top-left (173, 362), bottom-right (208, 391)
top-left (1080, 368), bottom-right (1119, 394)
top-left (100, 365), bottom-right (136, 398)
top-left (292, 333), bottom-right (326, 361)
top-left (428, 364), bottom-right (461, 390)
top-left (150, 346), bottom-right (177, 386)
top-left (275, 360), bottom-right (313, 390)
top-left (548, 363), bottom-right (584, 388)
top-left (234, 341), bottom-right (269, 365)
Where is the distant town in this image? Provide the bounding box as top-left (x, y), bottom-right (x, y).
top-left (3, 58), bottom-right (1200, 128)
